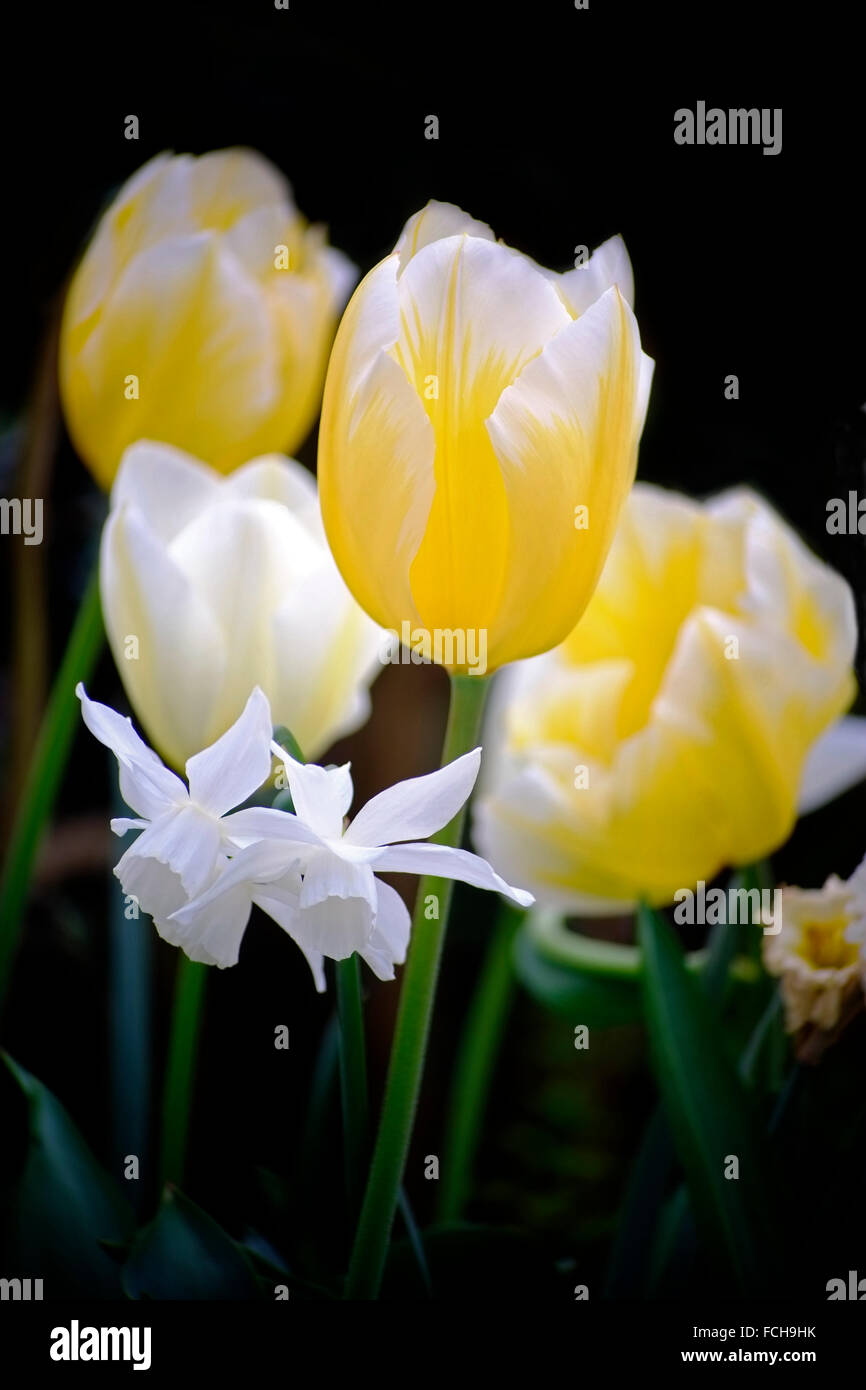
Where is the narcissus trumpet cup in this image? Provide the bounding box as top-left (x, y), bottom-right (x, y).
top-left (474, 484), bottom-right (865, 911)
top-left (100, 441), bottom-right (382, 769)
top-left (60, 148), bottom-right (356, 487)
top-left (318, 201), bottom-right (654, 672)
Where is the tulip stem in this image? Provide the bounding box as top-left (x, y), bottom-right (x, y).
top-left (336, 954), bottom-right (370, 1224)
top-left (159, 953), bottom-right (207, 1192)
top-left (0, 563), bottom-right (104, 1017)
top-left (344, 671), bottom-right (490, 1299)
top-left (437, 901), bottom-right (522, 1223)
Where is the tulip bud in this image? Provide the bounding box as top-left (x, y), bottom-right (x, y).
top-left (100, 441), bottom-right (382, 769)
top-left (318, 201), bottom-right (654, 673)
top-left (60, 149), bottom-right (356, 488)
top-left (474, 484), bottom-right (861, 910)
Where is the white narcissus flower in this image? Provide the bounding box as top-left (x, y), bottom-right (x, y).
top-left (76, 683), bottom-right (295, 952)
top-left (100, 441), bottom-right (383, 770)
top-left (763, 862), bottom-right (866, 1031)
top-left (78, 684), bottom-right (533, 985)
top-left (170, 743), bottom-right (534, 989)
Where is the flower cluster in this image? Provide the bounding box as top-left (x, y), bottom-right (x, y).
top-left (77, 684), bottom-right (532, 987)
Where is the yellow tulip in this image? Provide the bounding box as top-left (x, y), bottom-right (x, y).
top-left (318, 201), bottom-right (653, 672)
top-left (100, 441), bottom-right (383, 769)
top-left (474, 484), bottom-right (861, 910)
top-left (60, 149), bottom-right (356, 488)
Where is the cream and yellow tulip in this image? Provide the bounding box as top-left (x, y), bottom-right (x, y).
top-left (474, 484), bottom-right (864, 910)
top-left (100, 441), bottom-right (383, 769)
top-left (61, 149), bottom-right (356, 488)
top-left (318, 201), bottom-right (653, 672)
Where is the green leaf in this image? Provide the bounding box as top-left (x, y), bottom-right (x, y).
top-left (0, 1053), bottom-right (134, 1296)
top-left (122, 1187), bottom-right (259, 1299)
top-left (637, 904), bottom-right (784, 1294)
top-left (513, 923), bottom-right (642, 1027)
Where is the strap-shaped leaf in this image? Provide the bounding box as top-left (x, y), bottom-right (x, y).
top-left (637, 903), bottom-right (783, 1294)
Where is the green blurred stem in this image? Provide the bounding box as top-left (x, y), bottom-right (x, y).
top-left (0, 564), bottom-right (104, 1016)
top-left (344, 671), bottom-right (490, 1300)
top-left (336, 954), bottom-right (370, 1223)
top-left (438, 901), bottom-right (523, 1223)
top-left (159, 954), bottom-right (207, 1191)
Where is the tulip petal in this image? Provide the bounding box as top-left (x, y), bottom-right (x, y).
top-left (185, 686), bottom-right (274, 816)
top-left (486, 287), bottom-right (653, 666)
top-left (553, 234), bottom-right (635, 317)
top-left (395, 234), bottom-right (570, 632)
top-left (368, 841), bottom-right (534, 907)
top-left (393, 200), bottom-right (495, 271)
top-left (99, 504), bottom-right (228, 769)
top-left (343, 748), bottom-right (481, 847)
top-left (270, 545), bottom-right (382, 760)
top-left (110, 441), bottom-right (220, 543)
top-left (798, 717), bottom-right (866, 814)
top-left (168, 495), bottom-right (323, 738)
top-left (223, 452), bottom-right (319, 520)
top-left (319, 256), bottom-right (436, 633)
top-left (72, 233), bottom-right (279, 481)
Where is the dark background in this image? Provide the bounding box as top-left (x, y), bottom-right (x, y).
top-left (1, 0), bottom-right (864, 1296)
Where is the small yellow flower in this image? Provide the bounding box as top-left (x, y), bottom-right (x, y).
top-left (318, 201), bottom-right (653, 672)
top-left (764, 872), bottom-right (865, 1031)
top-left (474, 484), bottom-right (862, 910)
top-left (60, 149), bottom-right (356, 488)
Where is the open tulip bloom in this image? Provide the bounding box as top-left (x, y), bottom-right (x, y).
top-left (318, 201), bottom-right (654, 672)
top-left (76, 683), bottom-right (532, 985)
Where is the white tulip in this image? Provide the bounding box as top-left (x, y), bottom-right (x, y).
top-left (100, 441), bottom-right (384, 769)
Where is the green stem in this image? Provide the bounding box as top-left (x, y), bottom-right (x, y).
top-left (158, 953), bottom-right (207, 1191)
top-left (0, 564), bottom-right (104, 1016)
top-left (438, 901), bottom-right (522, 1223)
top-left (527, 909), bottom-right (758, 986)
top-left (344, 671), bottom-right (490, 1299)
top-left (336, 954), bottom-right (369, 1223)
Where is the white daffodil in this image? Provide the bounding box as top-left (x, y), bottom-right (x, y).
top-left (170, 744), bottom-right (534, 987)
top-left (76, 682), bottom-right (291, 943)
